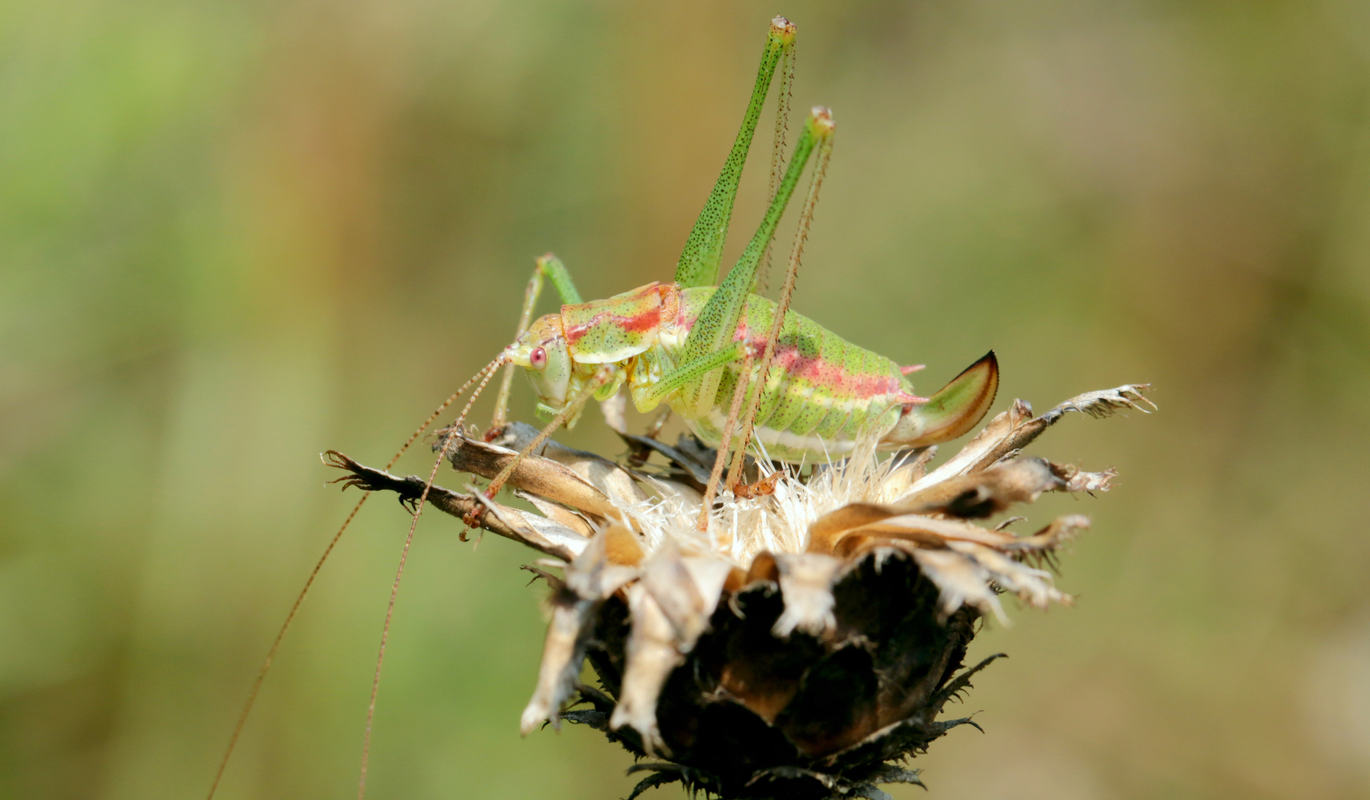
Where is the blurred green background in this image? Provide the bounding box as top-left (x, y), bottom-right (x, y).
top-left (4, 0), bottom-right (1369, 798)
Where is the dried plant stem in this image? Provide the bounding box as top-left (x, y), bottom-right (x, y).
top-left (323, 451), bottom-right (565, 560)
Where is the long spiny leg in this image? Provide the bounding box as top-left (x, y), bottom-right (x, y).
top-left (207, 364), bottom-right (501, 800)
top-left (489, 265), bottom-right (548, 433)
top-left (357, 354), bottom-right (505, 799)
top-left (759, 28), bottom-right (795, 293)
top-left (726, 117), bottom-right (835, 488)
top-left (490, 254), bottom-right (582, 432)
top-left (697, 348), bottom-right (755, 532)
top-left (670, 107), bottom-right (835, 423)
top-left (675, 16), bottom-right (797, 290)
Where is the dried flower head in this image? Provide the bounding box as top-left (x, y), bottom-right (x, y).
top-left (329, 382), bottom-right (1152, 799)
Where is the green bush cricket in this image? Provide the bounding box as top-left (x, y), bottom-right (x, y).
top-left (470, 16), bottom-right (997, 517)
top-left (207, 15), bottom-right (998, 799)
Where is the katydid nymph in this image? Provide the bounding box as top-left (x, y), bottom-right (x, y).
top-left (206, 16), bottom-right (997, 800)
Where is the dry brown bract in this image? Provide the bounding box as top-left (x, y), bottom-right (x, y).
top-left (327, 383), bottom-right (1152, 800)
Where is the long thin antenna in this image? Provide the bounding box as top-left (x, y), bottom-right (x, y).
top-left (205, 494), bottom-right (370, 800)
top-left (727, 124), bottom-right (834, 487)
top-left (357, 354), bottom-right (505, 799)
top-left (206, 354), bottom-right (505, 800)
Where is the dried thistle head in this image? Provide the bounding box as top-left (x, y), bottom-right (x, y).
top-left (330, 383), bottom-right (1151, 799)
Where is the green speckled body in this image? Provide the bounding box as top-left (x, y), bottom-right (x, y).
top-left (647, 286), bottom-right (913, 461)
top-left (501, 23), bottom-right (998, 467)
top-left (510, 281), bottom-right (996, 463)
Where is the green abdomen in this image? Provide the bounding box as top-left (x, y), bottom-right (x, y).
top-left (668, 287), bottom-right (910, 461)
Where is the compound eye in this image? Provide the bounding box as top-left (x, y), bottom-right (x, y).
top-left (529, 347), bottom-right (547, 369)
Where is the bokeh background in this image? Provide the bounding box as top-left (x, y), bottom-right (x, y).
top-left (4, 1), bottom-right (1369, 798)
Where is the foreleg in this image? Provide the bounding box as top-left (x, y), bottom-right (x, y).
top-left (491, 253), bottom-right (584, 430)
